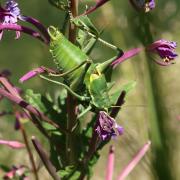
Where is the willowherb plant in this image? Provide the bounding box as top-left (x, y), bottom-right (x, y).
top-left (0, 0), bottom-right (178, 179)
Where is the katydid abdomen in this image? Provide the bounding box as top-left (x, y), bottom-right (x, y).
top-left (48, 26), bottom-right (90, 90)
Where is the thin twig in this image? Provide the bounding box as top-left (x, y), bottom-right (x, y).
top-left (21, 126), bottom-right (39, 180)
top-left (32, 136), bottom-right (61, 180)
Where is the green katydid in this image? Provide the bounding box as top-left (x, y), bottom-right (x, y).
top-left (40, 24), bottom-right (134, 113)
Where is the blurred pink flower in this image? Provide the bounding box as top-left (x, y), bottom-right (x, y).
top-left (0, 139), bottom-right (25, 149)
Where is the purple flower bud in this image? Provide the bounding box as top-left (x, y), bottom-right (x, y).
top-left (111, 48), bottom-right (142, 68)
top-left (19, 66), bottom-right (46, 83)
top-left (146, 39), bottom-right (178, 66)
top-left (129, 0), bottom-right (155, 13)
top-left (0, 69), bottom-right (11, 77)
top-left (5, 0), bottom-right (21, 23)
top-left (19, 66), bottom-right (57, 83)
top-left (0, 0), bottom-right (21, 39)
top-left (95, 111), bottom-right (123, 141)
top-left (0, 0), bottom-right (50, 43)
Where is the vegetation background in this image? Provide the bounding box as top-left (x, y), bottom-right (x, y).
top-left (0, 0), bottom-right (180, 179)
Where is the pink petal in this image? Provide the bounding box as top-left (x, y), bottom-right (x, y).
top-left (152, 58), bottom-right (173, 66)
top-left (4, 170), bottom-right (15, 179)
top-left (118, 141), bottom-right (151, 180)
top-left (19, 66), bottom-right (57, 83)
top-left (111, 48), bottom-right (142, 68)
top-left (3, 166), bottom-right (27, 179)
top-left (176, 115), bottom-right (180, 121)
top-left (0, 30), bottom-right (4, 40)
top-left (15, 31), bottom-right (21, 40)
top-left (0, 77), bottom-right (21, 98)
top-left (146, 39), bottom-right (176, 50)
top-left (0, 139), bottom-right (25, 149)
top-left (19, 66), bottom-right (46, 83)
top-left (146, 40), bottom-right (164, 50)
top-left (22, 16), bottom-right (50, 44)
top-left (0, 24), bottom-right (46, 44)
top-left (105, 145), bottom-right (115, 180)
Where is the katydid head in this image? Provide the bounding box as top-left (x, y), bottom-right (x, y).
top-left (48, 26), bottom-right (63, 41)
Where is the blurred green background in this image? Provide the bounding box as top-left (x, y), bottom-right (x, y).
top-left (0, 0), bottom-right (180, 179)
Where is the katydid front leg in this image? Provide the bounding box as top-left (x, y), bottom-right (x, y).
top-left (48, 60), bottom-right (92, 77)
top-left (39, 75), bottom-right (90, 102)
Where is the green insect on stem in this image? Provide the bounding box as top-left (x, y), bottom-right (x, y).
top-left (48, 26), bottom-right (126, 111)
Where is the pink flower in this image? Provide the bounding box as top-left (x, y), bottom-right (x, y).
top-left (0, 139), bottom-right (25, 149)
top-left (111, 48), bottom-right (142, 68)
top-left (95, 111), bottom-right (123, 141)
top-left (0, 0), bottom-right (50, 43)
top-left (146, 39), bottom-right (178, 66)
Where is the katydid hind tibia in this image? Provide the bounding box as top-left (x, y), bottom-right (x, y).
top-left (46, 26), bottom-right (132, 111)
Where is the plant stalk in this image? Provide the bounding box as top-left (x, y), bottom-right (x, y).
top-left (20, 125), bottom-right (39, 180)
top-left (66, 0), bottom-right (79, 165)
top-left (139, 14), bottom-right (173, 180)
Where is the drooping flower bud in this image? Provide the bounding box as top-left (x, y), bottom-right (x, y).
top-left (95, 111), bottom-right (123, 141)
top-left (0, 0), bottom-right (50, 43)
top-left (146, 39), bottom-right (178, 66)
top-left (129, 0), bottom-right (155, 13)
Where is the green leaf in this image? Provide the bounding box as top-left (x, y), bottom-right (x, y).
top-left (110, 81), bottom-right (137, 104)
top-left (25, 89), bottom-right (47, 112)
top-left (25, 89), bottom-right (67, 128)
top-left (57, 166), bottom-right (81, 180)
top-left (49, 133), bottom-right (66, 169)
top-left (77, 29), bottom-right (88, 49)
top-left (77, 30), bottom-right (97, 55)
top-left (0, 164), bottom-right (10, 172)
top-left (87, 152), bottom-right (100, 178)
top-left (48, 0), bottom-right (67, 11)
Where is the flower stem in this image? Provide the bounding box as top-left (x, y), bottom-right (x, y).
top-left (66, 0), bottom-right (79, 165)
top-left (138, 14), bottom-right (173, 180)
top-left (79, 125), bottom-right (100, 179)
top-left (20, 125), bottom-right (39, 180)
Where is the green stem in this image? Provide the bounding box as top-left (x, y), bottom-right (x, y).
top-left (79, 128), bottom-right (100, 180)
top-left (66, 0), bottom-right (79, 165)
top-left (139, 14), bottom-right (173, 180)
